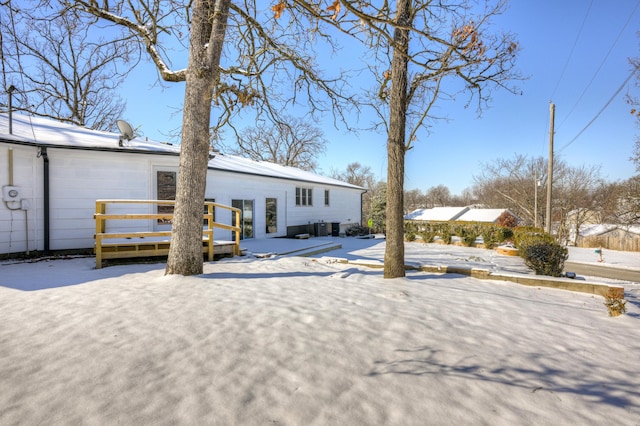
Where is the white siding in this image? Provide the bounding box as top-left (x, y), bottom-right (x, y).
top-left (1, 141), bottom-right (364, 255)
top-left (48, 149), bottom-right (153, 249)
top-left (207, 170), bottom-right (362, 239)
top-left (0, 145), bottom-right (37, 254)
top-left (0, 144), bottom-right (180, 253)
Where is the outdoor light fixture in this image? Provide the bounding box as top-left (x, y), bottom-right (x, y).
top-left (7, 85), bottom-right (16, 135)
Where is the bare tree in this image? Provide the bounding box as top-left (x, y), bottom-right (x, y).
top-left (331, 162), bottom-right (376, 188)
top-left (425, 185), bottom-right (451, 207)
top-left (69, 0), bottom-right (356, 275)
top-left (1, 3), bottom-right (138, 130)
top-left (591, 181), bottom-right (624, 224)
top-left (450, 188), bottom-right (476, 207)
top-left (474, 155), bottom-right (608, 241)
top-left (224, 116), bottom-right (327, 171)
top-left (617, 175), bottom-right (640, 225)
top-left (473, 155), bottom-right (548, 226)
top-left (404, 188), bottom-right (425, 212)
top-left (553, 164), bottom-right (603, 245)
top-left (324, 0), bottom-right (521, 277)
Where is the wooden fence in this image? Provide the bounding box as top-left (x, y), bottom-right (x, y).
top-left (576, 235), bottom-right (640, 252)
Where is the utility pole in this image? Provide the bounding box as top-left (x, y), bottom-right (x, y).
top-left (534, 172), bottom-right (539, 228)
top-left (546, 102), bottom-right (554, 234)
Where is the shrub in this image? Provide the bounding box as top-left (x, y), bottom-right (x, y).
top-left (404, 221), bottom-right (418, 241)
top-left (604, 289), bottom-right (627, 317)
top-left (513, 226), bottom-right (554, 254)
top-left (456, 223), bottom-right (481, 247)
top-left (419, 223), bottom-right (436, 243)
top-left (435, 222), bottom-right (452, 244)
top-left (481, 224), bottom-right (502, 248)
top-left (500, 227), bottom-right (514, 242)
top-left (522, 242), bottom-right (568, 277)
top-left (496, 211), bottom-right (518, 228)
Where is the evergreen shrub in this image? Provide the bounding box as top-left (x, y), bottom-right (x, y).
top-left (435, 222), bottom-right (452, 244)
top-left (513, 226), bottom-right (554, 254)
top-left (456, 223), bottom-right (481, 247)
top-left (522, 242), bottom-right (568, 277)
top-left (419, 223), bottom-right (436, 243)
top-left (404, 221), bottom-right (418, 241)
top-left (481, 224), bottom-right (502, 248)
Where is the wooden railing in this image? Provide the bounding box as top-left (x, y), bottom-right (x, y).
top-left (94, 199), bottom-right (241, 268)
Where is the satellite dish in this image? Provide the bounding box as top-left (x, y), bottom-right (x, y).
top-left (116, 119), bottom-right (134, 146)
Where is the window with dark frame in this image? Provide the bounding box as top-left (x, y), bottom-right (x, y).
top-left (324, 189), bottom-right (329, 206)
top-left (295, 187), bottom-right (313, 206)
top-left (266, 198), bottom-right (277, 233)
top-left (156, 171), bottom-right (176, 224)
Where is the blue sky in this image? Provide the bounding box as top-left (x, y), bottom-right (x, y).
top-left (119, 1), bottom-right (640, 194)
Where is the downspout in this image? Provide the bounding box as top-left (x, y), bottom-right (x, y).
top-left (40, 147), bottom-right (50, 253)
top-left (5, 148), bottom-right (29, 254)
top-left (8, 147), bottom-right (13, 185)
top-left (361, 189), bottom-right (367, 228)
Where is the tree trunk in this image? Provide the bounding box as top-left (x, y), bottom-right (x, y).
top-left (384, 0), bottom-right (411, 279)
top-left (165, 0), bottom-right (231, 276)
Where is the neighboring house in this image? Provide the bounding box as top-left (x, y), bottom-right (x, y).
top-left (0, 113), bottom-right (365, 255)
top-left (456, 208), bottom-right (520, 225)
top-left (405, 206), bottom-right (469, 222)
top-left (405, 206), bottom-right (518, 224)
top-left (572, 224), bottom-right (640, 252)
top-left (566, 208), bottom-right (601, 226)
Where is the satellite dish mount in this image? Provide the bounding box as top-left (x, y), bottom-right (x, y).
top-left (116, 120), bottom-right (134, 147)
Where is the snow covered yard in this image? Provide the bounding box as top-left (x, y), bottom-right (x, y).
top-left (0, 242), bottom-right (639, 425)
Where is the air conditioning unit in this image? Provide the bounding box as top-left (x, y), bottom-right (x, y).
top-left (2, 186), bottom-right (20, 202)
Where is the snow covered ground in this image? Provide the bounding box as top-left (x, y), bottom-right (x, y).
top-left (0, 238), bottom-right (639, 425)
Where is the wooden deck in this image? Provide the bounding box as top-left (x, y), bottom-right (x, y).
top-left (94, 200), bottom-right (241, 268)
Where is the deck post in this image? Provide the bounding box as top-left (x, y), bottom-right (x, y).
top-left (206, 203), bottom-right (214, 261)
top-left (94, 200), bottom-right (106, 268)
top-left (234, 209), bottom-right (241, 255)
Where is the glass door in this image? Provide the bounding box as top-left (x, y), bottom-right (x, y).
top-left (232, 199), bottom-right (254, 240)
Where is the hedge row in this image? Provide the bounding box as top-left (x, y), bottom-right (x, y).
top-left (405, 222), bottom-right (567, 277)
top-left (404, 221), bottom-right (513, 248)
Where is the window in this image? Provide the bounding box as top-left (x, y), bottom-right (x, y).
top-left (232, 199), bottom-right (254, 240)
top-left (324, 189), bottom-right (330, 206)
top-left (156, 171), bottom-right (176, 224)
top-left (295, 187), bottom-right (313, 206)
top-left (266, 198), bottom-right (277, 234)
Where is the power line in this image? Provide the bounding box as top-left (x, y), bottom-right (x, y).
top-left (549, 0), bottom-right (593, 101)
top-left (558, 69), bottom-right (636, 153)
top-left (543, 0), bottom-right (592, 156)
top-left (558, 0), bottom-right (640, 130)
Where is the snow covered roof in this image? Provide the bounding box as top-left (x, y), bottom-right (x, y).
top-left (456, 208), bottom-right (514, 223)
top-left (405, 206), bottom-right (469, 221)
top-left (0, 113), bottom-right (180, 153)
top-left (405, 207), bottom-right (519, 223)
top-left (208, 153), bottom-right (362, 188)
top-left (0, 113), bottom-right (364, 190)
top-left (579, 224), bottom-right (640, 237)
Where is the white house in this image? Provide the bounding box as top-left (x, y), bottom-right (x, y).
top-left (405, 206), bottom-right (519, 224)
top-left (0, 113), bottom-right (366, 255)
top-left (404, 207), bottom-right (469, 222)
